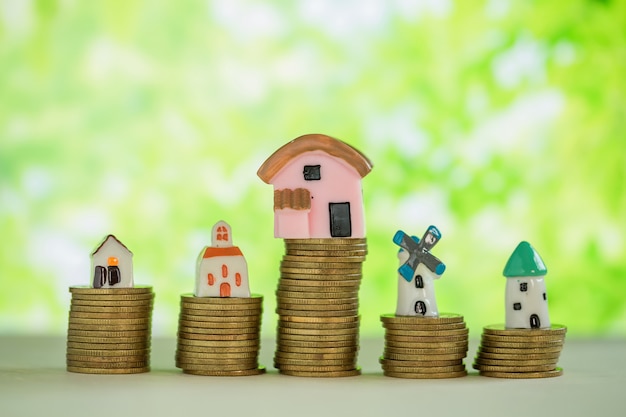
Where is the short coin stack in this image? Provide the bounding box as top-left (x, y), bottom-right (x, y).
top-left (176, 294), bottom-right (265, 376)
top-left (473, 324), bottom-right (567, 378)
top-left (379, 313), bottom-right (469, 379)
top-left (66, 286), bottom-right (154, 374)
top-left (274, 238), bottom-right (367, 377)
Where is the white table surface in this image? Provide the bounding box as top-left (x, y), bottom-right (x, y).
top-left (0, 336), bottom-right (623, 417)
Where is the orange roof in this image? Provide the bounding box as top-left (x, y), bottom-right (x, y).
top-left (202, 246), bottom-right (243, 258)
top-left (257, 134), bottom-right (373, 184)
top-left (91, 234), bottom-right (132, 256)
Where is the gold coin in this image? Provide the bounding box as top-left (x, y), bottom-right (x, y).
top-left (180, 302), bottom-right (262, 312)
top-left (68, 317), bottom-right (151, 326)
top-left (473, 363), bottom-right (557, 373)
top-left (277, 339), bottom-right (358, 349)
top-left (70, 299), bottom-right (154, 307)
top-left (281, 261), bottom-right (363, 270)
top-left (69, 285), bottom-right (153, 295)
top-left (383, 352), bottom-right (467, 361)
top-left (177, 338), bottom-right (260, 348)
top-left (383, 322), bottom-right (467, 331)
top-left (481, 334), bottom-right (565, 343)
top-left (176, 362), bottom-right (258, 371)
top-left (71, 293), bottom-right (155, 301)
top-left (67, 335), bottom-right (149, 344)
top-left (276, 308), bottom-right (358, 318)
top-left (176, 344), bottom-right (258, 354)
top-left (276, 364), bottom-right (357, 372)
top-left (477, 345), bottom-right (563, 354)
top-left (277, 295), bottom-right (359, 304)
top-left (381, 364), bottom-right (466, 374)
top-left (278, 314), bottom-right (359, 324)
top-left (67, 329), bottom-right (149, 338)
top-left (385, 335), bottom-right (467, 343)
top-left (182, 367), bottom-right (266, 376)
top-left (181, 308), bottom-right (262, 317)
top-left (176, 357), bottom-right (258, 367)
top-left (276, 290), bottom-right (359, 299)
top-left (67, 359), bottom-right (149, 369)
top-left (479, 367), bottom-right (564, 379)
top-left (180, 294), bottom-right (263, 304)
top-left (277, 302), bottom-right (358, 312)
top-left (474, 357), bottom-right (558, 367)
top-left (476, 351), bottom-right (561, 360)
top-left (68, 323), bottom-right (150, 331)
top-left (178, 326), bottom-right (258, 335)
top-left (67, 354), bottom-right (147, 363)
top-left (280, 267), bottom-right (362, 275)
top-left (279, 326), bottom-right (359, 336)
top-left (278, 368), bottom-right (361, 377)
top-left (479, 340), bottom-right (564, 349)
top-left (277, 284), bottom-right (360, 294)
top-left (385, 328), bottom-right (469, 337)
top-left (278, 320), bottom-right (359, 330)
top-left (67, 341), bottom-right (150, 350)
top-left (283, 244), bottom-right (367, 252)
top-left (384, 370), bottom-right (467, 379)
top-left (482, 324), bottom-right (567, 336)
top-left (275, 348), bottom-right (358, 358)
top-left (273, 357), bottom-right (355, 367)
top-left (285, 250), bottom-right (367, 257)
top-left (282, 255), bottom-right (366, 263)
top-left (379, 357), bottom-right (462, 367)
top-left (279, 273), bottom-right (362, 281)
top-left (67, 366), bottom-right (150, 374)
top-left (66, 348), bottom-right (149, 357)
top-left (380, 313), bottom-right (464, 325)
top-left (284, 238), bottom-right (367, 245)
top-left (177, 332), bottom-right (258, 341)
top-left (277, 332), bottom-right (358, 342)
top-left (178, 319), bottom-right (260, 330)
top-left (385, 340), bottom-right (468, 349)
top-left (384, 346), bottom-right (467, 356)
top-left (178, 313), bottom-right (261, 323)
top-left (70, 305), bottom-right (152, 313)
top-left (176, 351), bottom-right (258, 360)
top-left (69, 311), bottom-right (151, 319)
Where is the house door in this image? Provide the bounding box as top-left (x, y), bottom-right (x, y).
top-left (220, 283), bottom-right (231, 297)
top-left (329, 202), bottom-right (351, 237)
top-left (530, 314), bottom-right (540, 328)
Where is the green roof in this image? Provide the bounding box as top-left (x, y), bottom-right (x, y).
top-left (503, 241), bottom-right (547, 277)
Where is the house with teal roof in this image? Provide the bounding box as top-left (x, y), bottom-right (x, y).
top-left (503, 241), bottom-right (550, 329)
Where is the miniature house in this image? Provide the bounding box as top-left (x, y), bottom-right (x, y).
top-left (503, 241), bottom-right (550, 329)
top-left (195, 221), bottom-right (251, 298)
top-left (91, 234), bottom-right (134, 288)
top-left (393, 227), bottom-right (445, 317)
top-left (257, 134), bottom-right (373, 239)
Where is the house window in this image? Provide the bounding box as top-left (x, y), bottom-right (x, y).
top-left (520, 283), bottom-right (528, 292)
top-left (513, 303), bottom-right (522, 311)
top-left (415, 275), bottom-right (424, 288)
top-left (303, 165), bottom-right (321, 181)
top-left (414, 301), bottom-right (427, 315)
top-left (543, 293), bottom-right (547, 301)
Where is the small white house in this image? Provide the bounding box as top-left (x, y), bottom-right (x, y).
top-left (195, 221), bottom-right (251, 298)
top-left (396, 252), bottom-right (442, 317)
top-left (91, 234), bottom-right (134, 288)
top-left (504, 241), bottom-right (550, 329)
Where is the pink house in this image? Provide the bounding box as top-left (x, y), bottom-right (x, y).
top-left (257, 134), bottom-right (373, 239)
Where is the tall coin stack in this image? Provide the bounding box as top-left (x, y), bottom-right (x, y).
top-left (66, 286), bottom-right (154, 374)
top-left (274, 238), bottom-right (367, 377)
top-left (379, 313), bottom-right (469, 379)
top-left (175, 294), bottom-right (265, 376)
top-left (472, 324), bottom-right (566, 378)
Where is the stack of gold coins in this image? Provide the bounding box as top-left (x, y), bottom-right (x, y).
top-left (66, 286), bottom-right (154, 374)
top-left (274, 238), bottom-right (367, 377)
top-left (379, 313), bottom-right (469, 379)
top-left (473, 324), bottom-right (567, 378)
top-left (175, 294), bottom-right (265, 376)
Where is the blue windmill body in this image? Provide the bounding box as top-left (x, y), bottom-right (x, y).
top-left (393, 225), bottom-right (446, 282)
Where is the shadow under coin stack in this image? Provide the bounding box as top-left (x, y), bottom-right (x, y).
top-left (66, 286), bottom-right (154, 374)
top-left (473, 324), bottom-right (567, 378)
top-left (176, 294), bottom-right (265, 376)
top-left (379, 313), bottom-right (469, 379)
top-left (274, 238), bottom-right (367, 377)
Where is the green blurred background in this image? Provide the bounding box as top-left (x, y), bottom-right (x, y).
top-left (1, 0), bottom-right (624, 338)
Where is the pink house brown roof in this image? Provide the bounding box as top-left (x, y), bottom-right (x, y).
top-left (257, 134), bottom-right (373, 184)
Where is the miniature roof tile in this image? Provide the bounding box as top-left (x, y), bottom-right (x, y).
top-left (257, 134), bottom-right (373, 184)
top-left (503, 241), bottom-right (547, 277)
top-left (202, 246), bottom-right (243, 258)
top-left (91, 234), bottom-right (132, 256)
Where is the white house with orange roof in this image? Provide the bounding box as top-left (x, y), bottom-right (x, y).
top-left (91, 234), bottom-right (133, 288)
top-left (195, 221), bottom-right (251, 298)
